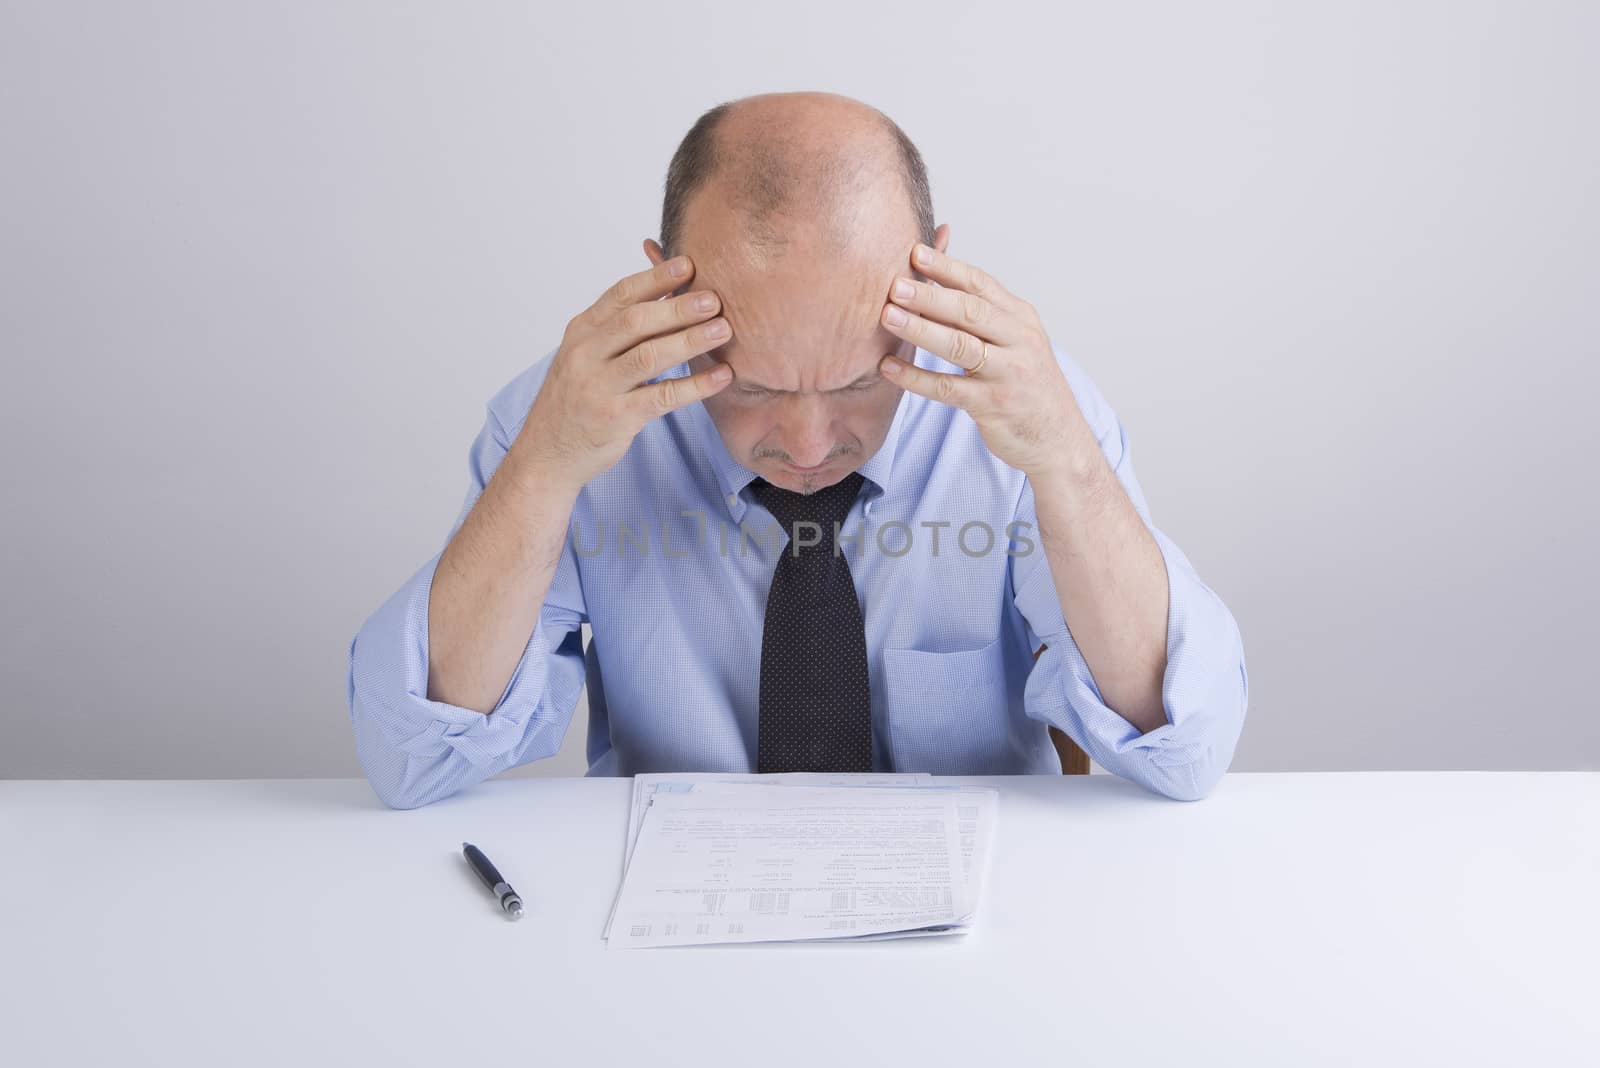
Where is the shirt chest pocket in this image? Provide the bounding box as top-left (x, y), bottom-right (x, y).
top-left (882, 636), bottom-right (1016, 774)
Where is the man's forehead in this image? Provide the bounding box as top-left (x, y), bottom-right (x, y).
top-left (690, 260), bottom-right (890, 378)
top-left (687, 225), bottom-right (899, 291)
top-left (709, 338), bottom-right (887, 394)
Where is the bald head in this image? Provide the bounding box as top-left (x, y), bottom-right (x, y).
top-left (657, 92), bottom-right (935, 395)
top-left (659, 91), bottom-right (935, 266)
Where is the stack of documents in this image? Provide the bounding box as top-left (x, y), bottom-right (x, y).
top-left (603, 773), bottom-right (998, 949)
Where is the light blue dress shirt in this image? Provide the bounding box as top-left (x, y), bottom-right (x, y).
top-left (347, 342), bottom-right (1248, 808)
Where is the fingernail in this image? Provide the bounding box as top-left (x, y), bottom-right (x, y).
top-left (885, 306), bottom-right (908, 327)
top-left (880, 357), bottom-right (901, 375)
top-left (669, 257), bottom-right (689, 278)
top-left (915, 245), bottom-right (934, 266)
top-left (711, 364), bottom-right (732, 382)
top-left (892, 279), bottom-right (915, 301)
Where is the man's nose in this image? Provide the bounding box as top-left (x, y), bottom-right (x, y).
top-left (782, 397), bottom-right (835, 467)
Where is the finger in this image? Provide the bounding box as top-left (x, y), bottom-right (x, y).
top-left (611, 306), bottom-right (732, 387)
top-left (887, 275), bottom-right (1028, 347)
top-left (879, 354), bottom-right (979, 409)
top-left (583, 255), bottom-right (696, 329)
top-left (881, 301), bottom-right (996, 375)
top-left (603, 282), bottom-right (723, 363)
top-left (909, 244), bottom-right (1028, 315)
top-left (628, 361), bottom-right (735, 421)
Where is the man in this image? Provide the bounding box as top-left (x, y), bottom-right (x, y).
top-left (347, 91), bottom-right (1248, 809)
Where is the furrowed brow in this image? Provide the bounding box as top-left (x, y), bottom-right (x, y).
top-left (716, 349), bottom-right (882, 394)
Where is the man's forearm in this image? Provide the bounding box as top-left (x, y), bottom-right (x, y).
top-left (426, 442), bottom-right (583, 714)
top-left (1030, 426), bottom-right (1170, 735)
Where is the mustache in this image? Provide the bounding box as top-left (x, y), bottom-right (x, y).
top-left (752, 444), bottom-right (859, 464)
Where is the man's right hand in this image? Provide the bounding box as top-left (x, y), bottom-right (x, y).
top-left (512, 255), bottom-right (734, 487)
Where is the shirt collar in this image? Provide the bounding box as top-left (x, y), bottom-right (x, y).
top-left (666, 349), bottom-right (924, 523)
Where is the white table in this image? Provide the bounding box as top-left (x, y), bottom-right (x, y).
top-left (2, 773), bottom-right (1595, 1066)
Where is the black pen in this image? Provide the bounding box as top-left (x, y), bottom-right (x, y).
top-left (462, 842), bottom-right (524, 920)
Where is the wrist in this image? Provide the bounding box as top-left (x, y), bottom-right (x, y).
top-left (503, 433), bottom-right (587, 502)
top-left (1027, 441), bottom-right (1113, 510)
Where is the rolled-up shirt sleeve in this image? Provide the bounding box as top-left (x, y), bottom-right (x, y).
top-left (1012, 348), bottom-right (1249, 801)
top-left (347, 403), bottom-right (588, 809)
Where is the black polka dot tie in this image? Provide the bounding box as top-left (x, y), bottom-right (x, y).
top-left (749, 471), bottom-right (872, 773)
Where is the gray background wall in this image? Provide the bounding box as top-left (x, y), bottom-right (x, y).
top-left (3, 0), bottom-right (1595, 780)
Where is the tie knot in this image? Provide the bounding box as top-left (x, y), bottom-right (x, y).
top-left (751, 471), bottom-right (866, 545)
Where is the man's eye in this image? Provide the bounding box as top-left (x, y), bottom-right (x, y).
top-left (734, 382), bottom-right (873, 398)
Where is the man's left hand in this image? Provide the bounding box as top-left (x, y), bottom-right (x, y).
top-left (878, 242), bottom-right (1091, 481)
